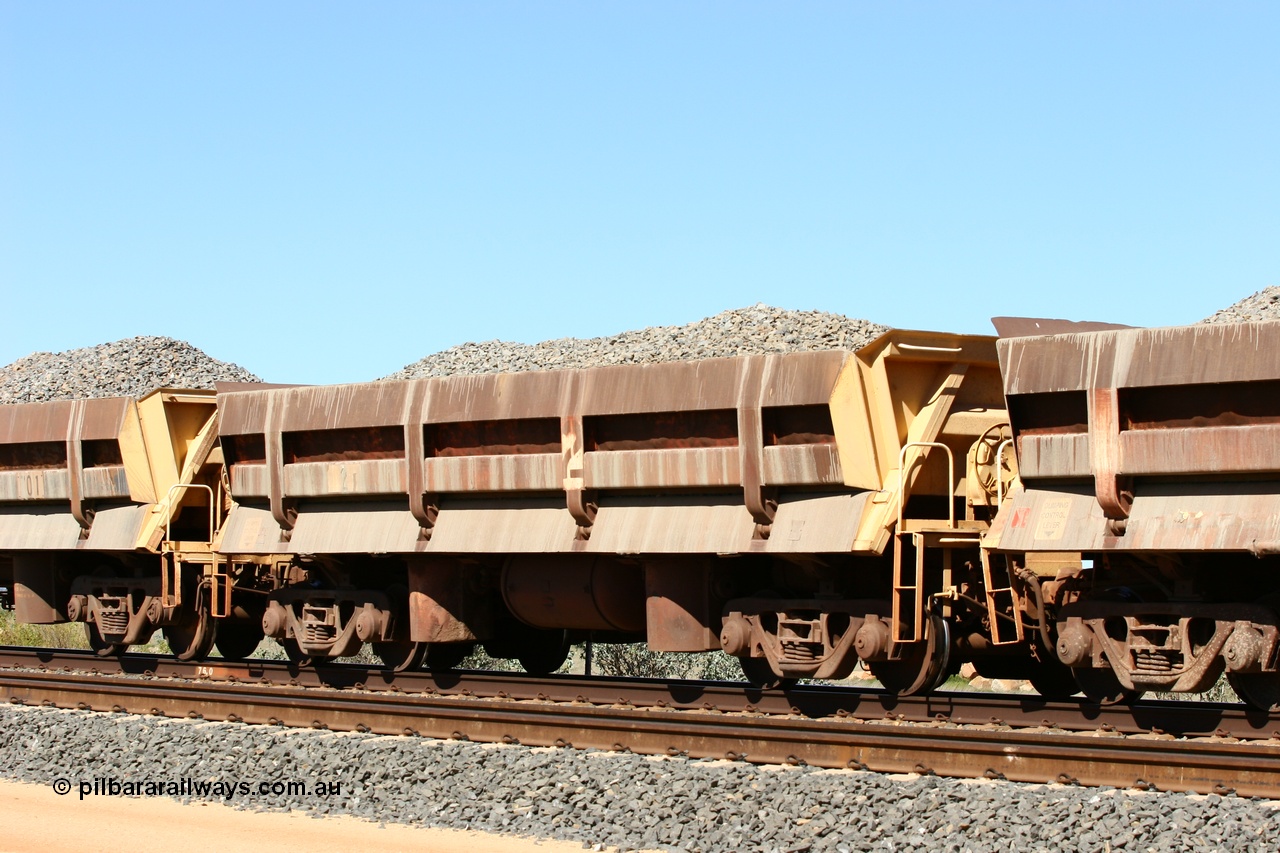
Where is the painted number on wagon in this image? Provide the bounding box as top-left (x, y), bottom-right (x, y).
top-left (19, 473), bottom-right (46, 499)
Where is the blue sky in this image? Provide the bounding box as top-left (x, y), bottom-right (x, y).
top-left (1, 3), bottom-right (1276, 384)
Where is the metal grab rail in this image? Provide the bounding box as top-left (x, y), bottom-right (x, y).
top-left (163, 483), bottom-right (220, 544)
top-left (161, 484), bottom-right (222, 611)
top-left (996, 438), bottom-right (1015, 505)
top-left (897, 442), bottom-right (955, 530)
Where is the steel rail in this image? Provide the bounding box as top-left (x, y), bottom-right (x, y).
top-left (3, 650), bottom-right (1280, 797)
top-left (1, 647), bottom-right (1276, 740)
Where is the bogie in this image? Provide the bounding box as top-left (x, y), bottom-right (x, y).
top-left (4, 320), bottom-right (1280, 712)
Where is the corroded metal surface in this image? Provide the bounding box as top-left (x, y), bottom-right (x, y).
top-left (990, 482), bottom-right (1280, 553)
top-left (1000, 322), bottom-right (1280, 394)
top-left (993, 320), bottom-right (1280, 553)
top-left (2, 648), bottom-right (1279, 796)
top-left (764, 491), bottom-right (873, 553)
top-left (991, 317), bottom-right (1135, 337)
top-left (0, 506), bottom-right (84, 550)
top-left (217, 332), bottom-right (1005, 558)
top-left (2, 648), bottom-right (1278, 737)
top-left (0, 389), bottom-right (219, 553)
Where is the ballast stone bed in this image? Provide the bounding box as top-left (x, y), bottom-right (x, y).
top-left (2, 294), bottom-right (1280, 850)
top-left (1, 704), bottom-right (1277, 853)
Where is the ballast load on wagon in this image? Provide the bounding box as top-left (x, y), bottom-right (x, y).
top-left (987, 319), bottom-right (1280, 706)
top-left (0, 389), bottom-right (262, 659)
top-left (211, 329), bottom-right (1014, 686)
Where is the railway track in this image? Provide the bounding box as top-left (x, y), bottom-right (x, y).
top-left (3, 648), bottom-right (1280, 798)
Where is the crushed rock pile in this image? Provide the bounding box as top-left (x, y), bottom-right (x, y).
top-left (1202, 286), bottom-right (1280, 324)
top-left (7, 288), bottom-right (1278, 407)
top-left (0, 336), bottom-right (261, 404)
top-left (384, 305), bottom-right (889, 380)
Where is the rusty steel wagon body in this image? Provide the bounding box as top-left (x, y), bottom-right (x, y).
top-left (210, 329), bottom-right (1008, 686)
top-left (4, 317), bottom-right (1280, 708)
top-left (0, 329), bottom-right (1012, 691)
top-left (984, 320), bottom-right (1280, 706)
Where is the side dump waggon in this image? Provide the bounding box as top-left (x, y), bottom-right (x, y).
top-left (207, 329), bottom-right (1011, 686)
top-left (987, 320), bottom-right (1280, 706)
top-left (0, 389), bottom-right (253, 659)
top-left (6, 319), bottom-right (1280, 707)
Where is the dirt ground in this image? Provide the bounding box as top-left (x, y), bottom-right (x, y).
top-left (0, 779), bottom-right (589, 853)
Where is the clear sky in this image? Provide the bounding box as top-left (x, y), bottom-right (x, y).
top-left (1, 3), bottom-right (1276, 384)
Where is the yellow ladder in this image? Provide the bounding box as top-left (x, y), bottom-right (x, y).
top-left (893, 528), bottom-right (983, 643)
top-left (161, 549), bottom-right (182, 608)
top-left (206, 561), bottom-right (232, 618)
top-left (981, 438), bottom-right (1023, 645)
top-left (980, 550), bottom-right (1024, 645)
top-left (892, 441), bottom-right (967, 643)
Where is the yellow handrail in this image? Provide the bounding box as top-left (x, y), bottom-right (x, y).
top-left (996, 437), bottom-right (1015, 505)
top-left (163, 483), bottom-right (218, 544)
top-left (897, 441), bottom-right (955, 530)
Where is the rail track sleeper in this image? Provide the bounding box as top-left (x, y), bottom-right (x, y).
top-left (5, 650), bottom-right (1280, 796)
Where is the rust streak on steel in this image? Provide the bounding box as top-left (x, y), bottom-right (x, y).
top-left (2, 651), bottom-right (1280, 796)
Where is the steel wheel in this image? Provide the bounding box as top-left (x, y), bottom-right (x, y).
top-left (213, 618), bottom-right (264, 660)
top-left (1226, 594), bottom-right (1280, 710)
top-left (1228, 672), bottom-right (1280, 711)
top-left (739, 657), bottom-right (796, 690)
top-left (516, 629), bottom-right (571, 675)
top-left (869, 613), bottom-right (952, 695)
top-left (374, 641), bottom-right (427, 672)
top-left (277, 638), bottom-right (312, 666)
top-left (165, 604), bottom-right (216, 662)
top-left (425, 642), bottom-right (474, 671)
top-left (85, 622), bottom-right (126, 657)
top-left (1074, 667), bottom-right (1141, 705)
top-left (1027, 659), bottom-right (1083, 701)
